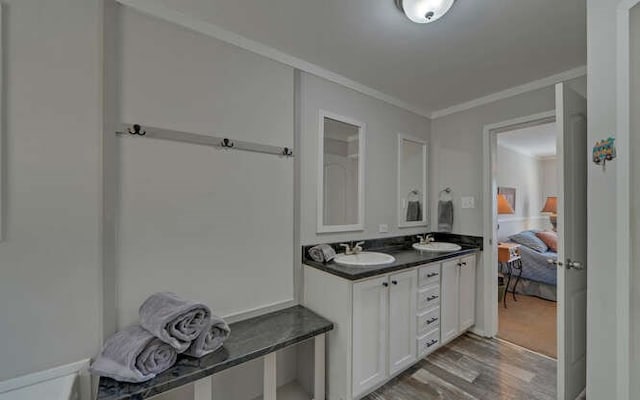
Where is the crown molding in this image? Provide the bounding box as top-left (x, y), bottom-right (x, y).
top-left (115, 0), bottom-right (432, 118)
top-left (430, 65), bottom-right (587, 119)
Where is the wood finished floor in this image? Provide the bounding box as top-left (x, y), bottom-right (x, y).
top-left (364, 334), bottom-right (558, 400)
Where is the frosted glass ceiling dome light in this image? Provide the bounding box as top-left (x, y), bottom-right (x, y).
top-left (395, 0), bottom-right (456, 24)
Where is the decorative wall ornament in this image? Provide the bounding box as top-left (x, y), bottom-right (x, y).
top-left (592, 137), bottom-right (616, 169)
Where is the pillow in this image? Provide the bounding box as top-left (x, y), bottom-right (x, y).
top-left (509, 230), bottom-right (549, 253)
top-left (536, 231), bottom-right (558, 252)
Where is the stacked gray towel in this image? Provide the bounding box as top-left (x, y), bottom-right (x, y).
top-left (308, 244), bottom-right (336, 263)
top-left (140, 292), bottom-right (212, 353)
top-left (185, 315), bottom-right (231, 358)
top-left (438, 200), bottom-right (454, 232)
top-left (90, 325), bottom-right (177, 383)
top-left (91, 292), bottom-right (232, 383)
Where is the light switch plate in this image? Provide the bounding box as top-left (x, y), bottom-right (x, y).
top-left (461, 196), bottom-right (475, 209)
top-left (379, 224), bottom-right (389, 233)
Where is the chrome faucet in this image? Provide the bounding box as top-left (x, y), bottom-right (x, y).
top-left (340, 241), bottom-right (365, 255)
top-left (416, 234), bottom-right (435, 244)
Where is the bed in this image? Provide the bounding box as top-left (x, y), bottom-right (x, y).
top-left (505, 231), bottom-right (558, 301)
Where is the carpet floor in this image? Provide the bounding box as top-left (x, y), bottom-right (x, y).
top-left (498, 294), bottom-right (557, 358)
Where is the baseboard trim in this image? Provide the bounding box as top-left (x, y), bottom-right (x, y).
top-left (223, 299), bottom-right (297, 324)
top-left (0, 359), bottom-right (91, 394)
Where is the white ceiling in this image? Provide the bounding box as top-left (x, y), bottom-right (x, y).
top-left (498, 123), bottom-right (557, 159)
top-left (133, 0), bottom-right (587, 115)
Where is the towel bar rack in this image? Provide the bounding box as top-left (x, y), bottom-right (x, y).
top-left (116, 123), bottom-right (294, 158)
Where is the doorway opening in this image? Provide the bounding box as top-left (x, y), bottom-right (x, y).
top-left (482, 82), bottom-right (588, 400)
top-left (493, 121), bottom-right (559, 359)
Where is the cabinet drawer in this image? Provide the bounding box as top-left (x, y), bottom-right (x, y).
top-left (418, 286), bottom-right (441, 311)
top-left (417, 329), bottom-right (440, 357)
top-left (418, 264), bottom-right (441, 288)
top-left (417, 307), bottom-right (441, 335)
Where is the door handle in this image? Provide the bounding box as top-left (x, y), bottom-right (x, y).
top-left (566, 259), bottom-right (584, 270)
top-left (547, 259), bottom-right (584, 270)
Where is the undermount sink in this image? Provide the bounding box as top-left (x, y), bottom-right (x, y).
top-left (334, 252), bottom-right (396, 267)
top-left (413, 242), bottom-right (462, 252)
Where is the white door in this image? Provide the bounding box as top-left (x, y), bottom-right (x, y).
top-left (352, 276), bottom-right (389, 398)
top-left (440, 259), bottom-right (460, 343)
top-left (388, 270), bottom-right (417, 375)
top-left (459, 255), bottom-right (476, 331)
top-left (555, 82), bottom-right (588, 400)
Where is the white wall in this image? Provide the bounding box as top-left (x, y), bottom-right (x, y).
top-left (104, 7), bottom-right (298, 399)
top-left (112, 6), bottom-right (295, 328)
top-left (299, 73), bottom-right (431, 245)
top-left (585, 0), bottom-right (622, 397)
top-left (630, 3), bottom-right (640, 396)
top-left (0, 0), bottom-right (102, 381)
top-left (430, 87), bottom-right (556, 236)
top-left (540, 157), bottom-right (558, 201)
top-left (495, 145), bottom-right (553, 242)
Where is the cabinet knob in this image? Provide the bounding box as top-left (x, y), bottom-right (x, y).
top-left (392, 280), bottom-right (398, 285)
top-left (457, 263), bottom-right (462, 267)
top-left (382, 282), bottom-right (389, 287)
top-left (462, 262), bottom-right (467, 266)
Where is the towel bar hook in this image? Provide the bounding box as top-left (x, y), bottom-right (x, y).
top-left (128, 124), bottom-right (146, 136)
top-left (221, 138), bottom-right (235, 149)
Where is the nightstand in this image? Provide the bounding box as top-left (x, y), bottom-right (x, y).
top-left (498, 242), bottom-right (522, 308)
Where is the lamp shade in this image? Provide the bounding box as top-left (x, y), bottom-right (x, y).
top-left (497, 194), bottom-right (514, 215)
top-left (541, 196), bottom-right (558, 214)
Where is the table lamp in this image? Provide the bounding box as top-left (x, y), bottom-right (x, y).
top-left (541, 196), bottom-right (558, 231)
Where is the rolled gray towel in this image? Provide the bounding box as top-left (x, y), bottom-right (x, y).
top-left (139, 292), bottom-right (211, 353)
top-left (308, 244), bottom-right (336, 263)
top-left (184, 314), bottom-right (231, 358)
top-left (90, 325), bottom-right (177, 383)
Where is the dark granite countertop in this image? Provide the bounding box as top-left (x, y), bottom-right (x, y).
top-left (304, 246), bottom-right (480, 280)
top-left (303, 233), bottom-right (483, 281)
top-left (96, 305), bottom-right (333, 400)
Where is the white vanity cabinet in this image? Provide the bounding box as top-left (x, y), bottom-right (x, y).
top-left (351, 270), bottom-right (417, 397)
top-left (352, 276), bottom-right (388, 396)
top-left (303, 252), bottom-right (476, 400)
top-left (441, 255), bottom-right (477, 344)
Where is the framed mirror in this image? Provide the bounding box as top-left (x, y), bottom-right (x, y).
top-left (397, 133), bottom-right (428, 228)
top-left (318, 111), bottom-right (365, 233)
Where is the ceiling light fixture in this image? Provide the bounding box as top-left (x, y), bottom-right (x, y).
top-left (395, 0), bottom-right (456, 24)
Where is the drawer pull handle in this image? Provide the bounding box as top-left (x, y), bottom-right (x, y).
top-left (427, 273), bottom-right (438, 278)
top-left (427, 295), bottom-right (439, 301)
top-left (426, 317), bottom-right (438, 325)
top-left (426, 339), bottom-right (438, 348)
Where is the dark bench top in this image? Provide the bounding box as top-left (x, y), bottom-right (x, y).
top-left (96, 305), bottom-right (333, 400)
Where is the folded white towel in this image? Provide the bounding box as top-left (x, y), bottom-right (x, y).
top-left (139, 292), bottom-right (211, 353)
top-left (90, 325), bottom-right (177, 383)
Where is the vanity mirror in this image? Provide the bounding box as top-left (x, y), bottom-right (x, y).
top-left (318, 111), bottom-right (365, 233)
top-left (397, 134), bottom-right (428, 228)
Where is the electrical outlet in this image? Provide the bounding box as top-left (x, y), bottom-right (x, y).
top-left (379, 224), bottom-right (389, 233)
top-left (461, 196), bottom-right (475, 209)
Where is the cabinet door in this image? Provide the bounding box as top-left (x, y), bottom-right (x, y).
top-left (388, 270), bottom-right (417, 375)
top-left (352, 276), bottom-right (389, 398)
top-left (459, 255), bottom-right (476, 331)
top-left (440, 259), bottom-right (460, 344)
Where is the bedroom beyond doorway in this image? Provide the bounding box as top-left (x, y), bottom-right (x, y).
top-left (494, 121), bottom-right (559, 359)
